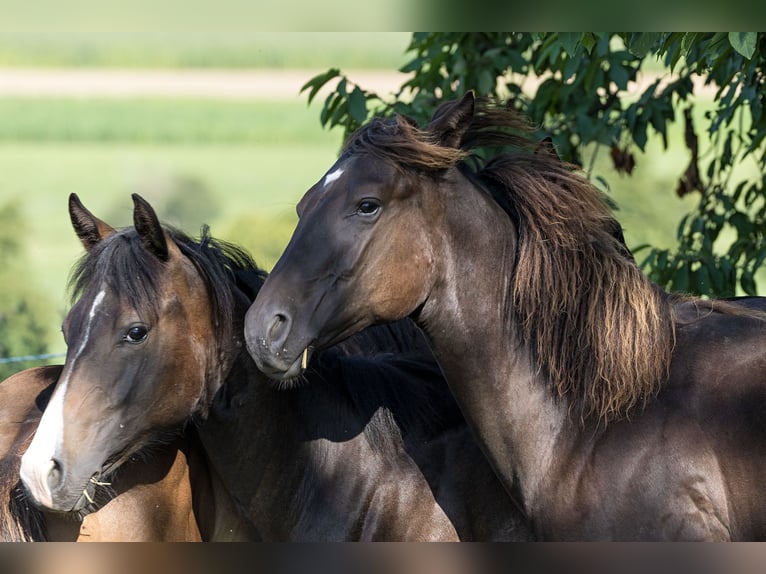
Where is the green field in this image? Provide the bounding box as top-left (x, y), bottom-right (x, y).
top-left (0, 97), bottom-right (344, 356)
top-left (0, 32), bottom-right (412, 69)
top-left (0, 0), bottom-right (412, 68)
top-left (0, 97), bottom-right (342, 143)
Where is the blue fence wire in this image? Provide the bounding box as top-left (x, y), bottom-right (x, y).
top-left (0, 352), bottom-right (66, 365)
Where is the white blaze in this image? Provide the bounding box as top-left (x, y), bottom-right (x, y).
top-left (20, 289), bottom-right (106, 507)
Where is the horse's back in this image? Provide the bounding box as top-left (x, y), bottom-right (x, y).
top-left (671, 297), bottom-right (766, 404)
top-left (540, 299), bottom-right (766, 540)
top-left (670, 298), bottom-right (766, 538)
top-left (0, 365), bottom-right (60, 456)
top-left (551, 298), bottom-right (766, 540)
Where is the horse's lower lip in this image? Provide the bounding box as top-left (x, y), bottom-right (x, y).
top-left (258, 353), bottom-right (305, 381)
top-left (70, 475), bottom-right (99, 513)
top-left (71, 492), bottom-right (91, 513)
top-left (27, 480), bottom-right (93, 514)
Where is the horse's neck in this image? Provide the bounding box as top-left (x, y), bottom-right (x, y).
top-left (418, 181), bottom-right (571, 509)
top-left (200, 285), bottom-right (259, 402)
top-left (203, 351), bottom-right (434, 540)
top-left (183, 429), bottom-right (254, 541)
top-left (198, 353), bottom-right (322, 539)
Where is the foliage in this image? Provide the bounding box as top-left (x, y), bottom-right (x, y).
top-left (105, 173), bottom-right (222, 232)
top-left (0, 201), bottom-right (52, 379)
top-left (302, 32), bottom-right (766, 297)
top-left (223, 210), bottom-right (298, 271)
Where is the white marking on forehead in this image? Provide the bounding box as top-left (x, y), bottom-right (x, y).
top-left (71, 289), bottom-right (106, 363)
top-left (19, 288), bottom-right (107, 507)
top-left (323, 167), bottom-right (344, 189)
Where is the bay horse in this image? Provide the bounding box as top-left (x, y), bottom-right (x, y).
top-left (0, 365), bottom-right (204, 541)
top-left (19, 193), bottom-right (531, 541)
top-left (244, 92), bottom-right (766, 540)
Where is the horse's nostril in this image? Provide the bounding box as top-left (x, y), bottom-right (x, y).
top-left (268, 313), bottom-right (289, 341)
top-left (47, 458), bottom-right (63, 489)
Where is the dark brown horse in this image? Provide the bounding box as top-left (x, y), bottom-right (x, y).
top-left (0, 365), bottom-right (204, 541)
top-left (245, 92), bottom-right (766, 540)
top-left (19, 193), bottom-right (530, 541)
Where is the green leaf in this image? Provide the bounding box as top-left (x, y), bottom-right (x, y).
top-left (741, 270), bottom-right (757, 295)
top-left (562, 54), bottom-right (580, 81)
top-left (300, 68), bottom-right (341, 104)
top-left (399, 56), bottom-right (426, 74)
top-left (477, 70), bottom-right (496, 95)
top-left (674, 262), bottom-right (690, 293)
top-left (708, 262), bottom-right (725, 294)
top-left (693, 264), bottom-right (712, 295)
top-left (347, 87), bottom-right (367, 124)
top-left (632, 114), bottom-right (648, 151)
top-left (581, 33), bottom-right (596, 54)
top-left (594, 175), bottom-right (611, 193)
top-left (721, 258), bottom-right (734, 284)
top-left (657, 250), bottom-right (668, 270)
top-left (681, 33), bottom-right (701, 58)
top-left (728, 32), bottom-right (758, 59)
top-left (320, 93), bottom-right (342, 127)
top-left (557, 33), bottom-right (582, 57)
top-left (625, 33), bottom-right (660, 58)
top-left (609, 64), bottom-right (630, 91)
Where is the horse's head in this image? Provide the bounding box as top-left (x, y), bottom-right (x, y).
top-left (20, 194), bottom-right (221, 513)
top-left (245, 93), bottom-right (478, 379)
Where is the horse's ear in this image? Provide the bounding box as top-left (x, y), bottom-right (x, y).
top-left (132, 193), bottom-right (169, 261)
top-left (69, 193), bottom-right (116, 251)
top-left (426, 91), bottom-right (475, 149)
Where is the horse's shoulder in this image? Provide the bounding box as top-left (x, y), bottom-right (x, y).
top-left (0, 364), bottom-right (60, 397)
top-left (0, 366), bottom-right (61, 457)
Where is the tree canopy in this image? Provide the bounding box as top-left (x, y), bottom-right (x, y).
top-left (303, 32), bottom-right (766, 298)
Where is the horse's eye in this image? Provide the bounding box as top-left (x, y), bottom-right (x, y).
top-left (125, 325), bottom-right (148, 344)
top-left (357, 199), bottom-right (380, 216)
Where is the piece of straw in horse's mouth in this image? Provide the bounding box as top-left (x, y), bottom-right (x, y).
top-left (302, 348), bottom-right (308, 370)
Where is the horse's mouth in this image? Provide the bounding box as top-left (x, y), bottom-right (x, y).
top-left (69, 448), bottom-right (133, 515)
top-left (258, 346), bottom-right (312, 381)
top-left (70, 472), bottom-right (114, 515)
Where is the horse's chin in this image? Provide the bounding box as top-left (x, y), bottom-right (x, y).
top-left (48, 456), bottom-right (123, 515)
top-left (253, 348), bottom-right (312, 383)
top-left (71, 488), bottom-right (95, 515)
top-left (258, 351), bottom-right (307, 382)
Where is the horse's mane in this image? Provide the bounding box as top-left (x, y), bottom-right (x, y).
top-left (345, 98), bottom-right (676, 422)
top-left (0, 481), bottom-right (46, 541)
top-left (69, 225), bottom-right (267, 354)
top-left (310, 320), bottom-right (464, 452)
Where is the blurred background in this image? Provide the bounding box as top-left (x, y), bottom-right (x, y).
top-left (0, 3), bottom-right (413, 374)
